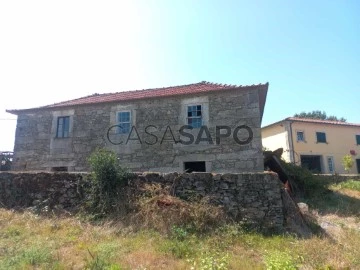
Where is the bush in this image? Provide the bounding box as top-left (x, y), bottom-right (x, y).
top-left (282, 161), bottom-right (321, 197)
top-left (342, 154), bottom-right (354, 173)
top-left (86, 148), bottom-right (132, 216)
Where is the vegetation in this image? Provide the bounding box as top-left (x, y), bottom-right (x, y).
top-left (131, 183), bottom-right (228, 234)
top-left (1, 156), bottom-right (360, 269)
top-left (333, 179), bottom-right (360, 192)
top-left (294, 110), bottom-right (346, 122)
top-left (86, 148), bottom-right (133, 217)
top-left (342, 154), bottom-right (354, 173)
top-left (1, 174), bottom-right (360, 269)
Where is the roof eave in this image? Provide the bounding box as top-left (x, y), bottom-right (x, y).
top-left (7, 83), bottom-right (269, 115)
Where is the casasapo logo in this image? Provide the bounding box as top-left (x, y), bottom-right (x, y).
top-left (106, 125), bottom-right (253, 146)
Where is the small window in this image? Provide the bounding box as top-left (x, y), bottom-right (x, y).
top-left (51, 166), bottom-right (68, 172)
top-left (184, 161), bottom-right (206, 173)
top-left (296, 131), bottom-right (305, 142)
top-left (316, 132), bottom-right (327, 143)
top-left (187, 105), bottom-right (202, 128)
top-left (57, 116), bottom-right (70, 138)
top-left (356, 135), bottom-right (360, 145)
top-left (117, 111), bottom-right (131, 134)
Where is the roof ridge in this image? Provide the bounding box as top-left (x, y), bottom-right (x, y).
top-left (41, 81), bottom-right (219, 108)
top-left (286, 117), bottom-right (360, 126)
top-left (7, 81), bottom-right (269, 114)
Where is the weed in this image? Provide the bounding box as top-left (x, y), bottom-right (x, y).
top-left (332, 180), bottom-right (360, 192)
top-left (1, 246), bottom-right (53, 269)
top-left (264, 250), bottom-right (298, 270)
top-left (132, 183), bottom-right (227, 234)
top-left (2, 226), bottom-right (23, 238)
top-left (159, 237), bottom-right (197, 259)
top-left (171, 225), bottom-right (189, 241)
top-left (85, 248), bottom-right (123, 270)
top-left (188, 251), bottom-right (230, 270)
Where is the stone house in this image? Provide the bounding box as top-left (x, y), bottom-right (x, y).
top-left (7, 81), bottom-right (268, 173)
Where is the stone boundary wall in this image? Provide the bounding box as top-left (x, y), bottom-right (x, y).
top-left (0, 171), bottom-right (284, 231)
top-left (0, 172), bottom-right (84, 209)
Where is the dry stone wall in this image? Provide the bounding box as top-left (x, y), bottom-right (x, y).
top-left (0, 171), bottom-right (284, 231)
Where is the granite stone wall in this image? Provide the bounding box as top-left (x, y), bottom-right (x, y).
top-left (0, 172), bottom-right (84, 209)
top-left (0, 171), bottom-right (284, 231)
top-left (12, 88), bottom-right (264, 173)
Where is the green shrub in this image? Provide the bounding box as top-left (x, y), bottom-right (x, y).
top-left (342, 155), bottom-right (354, 173)
top-left (86, 148), bottom-right (132, 216)
top-left (282, 162), bottom-right (323, 197)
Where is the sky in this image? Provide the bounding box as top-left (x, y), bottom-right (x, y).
top-left (0, 0), bottom-right (359, 151)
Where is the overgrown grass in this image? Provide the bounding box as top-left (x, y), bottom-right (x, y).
top-left (299, 177), bottom-right (360, 218)
top-left (1, 206), bottom-right (360, 269)
top-left (130, 183), bottom-right (228, 234)
top-left (332, 179), bottom-right (360, 192)
top-left (283, 162), bottom-right (360, 218)
top-left (1, 168), bottom-right (360, 269)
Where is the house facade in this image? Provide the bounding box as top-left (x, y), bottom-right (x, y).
top-left (7, 81), bottom-right (268, 173)
top-left (262, 117), bottom-right (360, 174)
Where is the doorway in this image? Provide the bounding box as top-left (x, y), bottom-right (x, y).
top-left (300, 155), bottom-right (322, 173)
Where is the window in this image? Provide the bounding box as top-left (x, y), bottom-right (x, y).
top-left (296, 131), bottom-right (305, 142)
top-left (316, 132), bottom-right (327, 143)
top-left (117, 111), bottom-right (131, 134)
top-left (356, 135), bottom-right (360, 145)
top-left (300, 155), bottom-right (322, 173)
top-left (187, 105), bottom-right (202, 128)
top-left (56, 116), bottom-right (70, 138)
top-left (51, 166), bottom-right (68, 172)
top-left (184, 161), bottom-right (206, 172)
top-left (327, 157), bottom-right (334, 174)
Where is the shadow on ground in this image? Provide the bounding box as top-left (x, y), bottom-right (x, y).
top-left (304, 183), bottom-right (360, 218)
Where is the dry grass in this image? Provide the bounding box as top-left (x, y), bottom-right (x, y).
top-left (130, 183), bottom-right (227, 234)
top-left (1, 180), bottom-right (360, 269)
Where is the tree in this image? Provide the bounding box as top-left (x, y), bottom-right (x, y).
top-left (342, 154), bottom-right (354, 173)
top-left (294, 111), bottom-right (346, 122)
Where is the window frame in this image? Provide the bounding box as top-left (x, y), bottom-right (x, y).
top-left (187, 104), bottom-right (202, 128)
top-left (327, 156), bottom-right (335, 174)
top-left (56, 116), bottom-right (70, 138)
top-left (356, 135), bottom-right (360, 145)
top-left (316, 131), bottom-right (327, 143)
top-left (117, 111), bottom-right (131, 134)
top-left (296, 130), bottom-right (305, 142)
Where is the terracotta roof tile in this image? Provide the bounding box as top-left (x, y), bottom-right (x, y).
top-left (263, 117), bottom-right (360, 128)
top-left (286, 117), bottom-right (360, 127)
top-left (7, 81), bottom-right (268, 114)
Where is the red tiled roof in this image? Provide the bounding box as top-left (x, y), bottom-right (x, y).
top-left (263, 117), bottom-right (360, 128)
top-left (7, 81), bottom-right (269, 114)
top-left (286, 117), bottom-right (360, 127)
